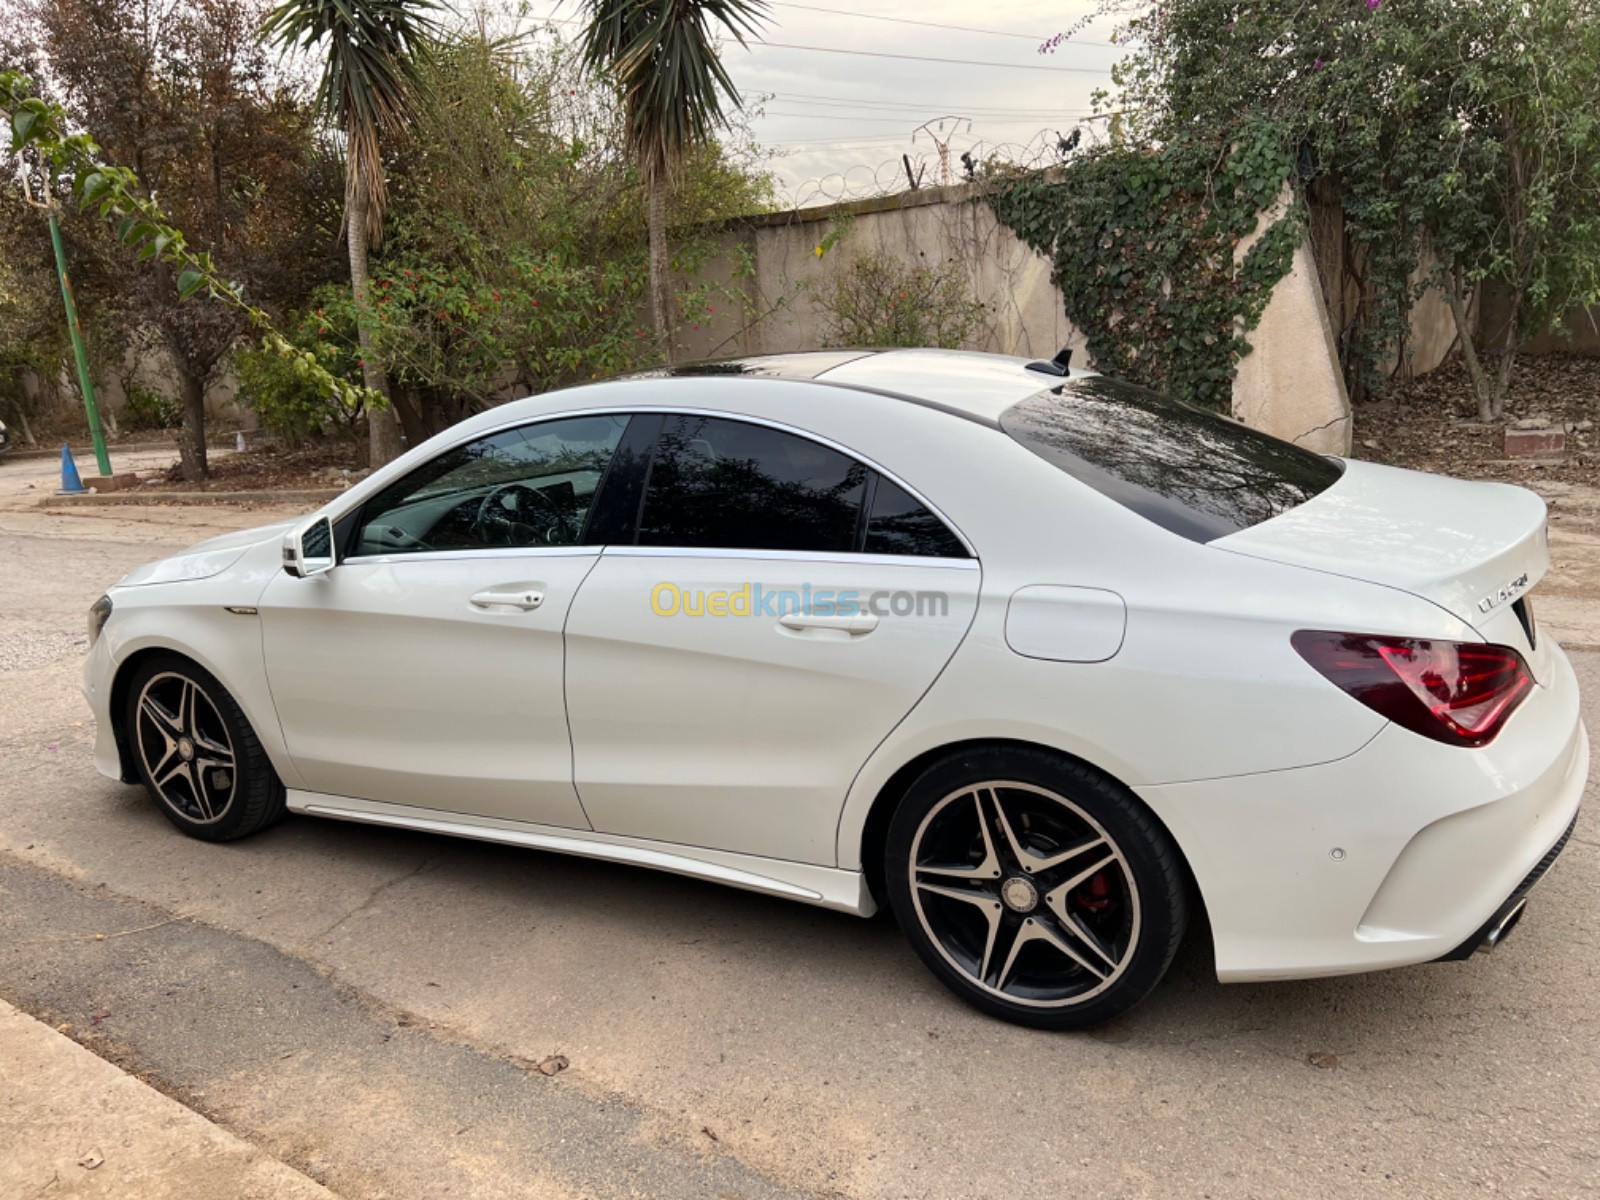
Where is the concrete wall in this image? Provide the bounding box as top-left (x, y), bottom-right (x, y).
top-left (681, 186), bottom-right (1354, 454)
top-left (678, 186), bottom-right (1089, 365)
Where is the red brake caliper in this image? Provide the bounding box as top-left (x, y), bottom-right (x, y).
top-left (1074, 871), bottom-right (1114, 912)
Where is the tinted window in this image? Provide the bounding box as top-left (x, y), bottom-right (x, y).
top-left (864, 478), bottom-right (968, 558)
top-left (356, 415), bottom-right (627, 554)
top-left (1000, 378), bottom-right (1343, 542)
top-left (637, 417), bottom-right (867, 552)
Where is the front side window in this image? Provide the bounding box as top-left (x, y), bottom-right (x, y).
top-left (356, 415), bottom-right (628, 554)
top-left (637, 417), bottom-right (868, 552)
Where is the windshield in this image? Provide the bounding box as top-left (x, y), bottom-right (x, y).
top-left (1000, 377), bottom-right (1343, 542)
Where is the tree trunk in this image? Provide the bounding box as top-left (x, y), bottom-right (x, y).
top-left (349, 190), bottom-right (402, 469)
top-left (1443, 275), bottom-right (1494, 421)
top-left (176, 368), bottom-right (208, 483)
top-left (647, 174), bottom-right (674, 364)
top-left (1490, 292), bottom-right (1522, 421)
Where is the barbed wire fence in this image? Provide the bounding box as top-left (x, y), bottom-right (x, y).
top-left (769, 120), bottom-right (1119, 211)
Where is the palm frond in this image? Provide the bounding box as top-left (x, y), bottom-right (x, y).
top-left (261, 0), bottom-right (444, 242)
top-left (579, 0), bottom-right (769, 183)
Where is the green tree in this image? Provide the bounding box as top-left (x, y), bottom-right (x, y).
top-left (11, 0), bottom-right (338, 478)
top-left (1094, 0), bottom-right (1600, 418)
top-left (261, 0), bottom-right (440, 466)
top-left (579, 0), bottom-right (767, 362)
top-left (289, 26), bottom-right (771, 440)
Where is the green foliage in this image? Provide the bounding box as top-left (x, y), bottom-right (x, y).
top-left (1097, 0), bottom-right (1600, 416)
top-left (986, 124), bottom-right (1299, 409)
top-left (119, 380), bottom-right (180, 431)
top-left (0, 67), bottom-right (375, 420)
top-left (327, 27), bottom-right (772, 433)
top-left (816, 251), bottom-right (988, 351)
top-left (234, 323), bottom-right (363, 445)
top-left (578, 0), bottom-right (769, 181)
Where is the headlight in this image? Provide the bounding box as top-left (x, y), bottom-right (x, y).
top-left (88, 594), bottom-right (113, 646)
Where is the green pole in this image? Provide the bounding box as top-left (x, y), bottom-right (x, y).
top-left (47, 209), bottom-right (112, 477)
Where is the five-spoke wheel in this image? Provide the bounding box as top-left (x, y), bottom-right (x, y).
top-left (124, 655), bottom-right (286, 842)
top-left (135, 672), bottom-right (238, 824)
top-left (887, 748), bottom-right (1187, 1029)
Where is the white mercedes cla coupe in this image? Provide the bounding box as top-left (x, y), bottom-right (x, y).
top-left (82, 350), bottom-right (1587, 1029)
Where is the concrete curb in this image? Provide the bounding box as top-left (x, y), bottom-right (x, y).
top-left (39, 488), bottom-right (342, 508)
top-left (0, 999), bottom-right (340, 1199)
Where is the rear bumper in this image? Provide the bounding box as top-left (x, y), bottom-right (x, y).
top-left (1139, 640), bottom-right (1588, 983)
top-left (1434, 814), bottom-right (1575, 960)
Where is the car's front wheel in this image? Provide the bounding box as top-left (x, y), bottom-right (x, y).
top-left (125, 654), bottom-right (286, 841)
top-left (885, 747), bottom-right (1188, 1030)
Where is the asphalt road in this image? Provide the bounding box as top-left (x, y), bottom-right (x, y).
top-left (1, 502), bottom-right (1597, 1200)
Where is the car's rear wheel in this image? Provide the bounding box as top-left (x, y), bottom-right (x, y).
top-left (885, 747), bottom-right (1188, 1030)
top-left (125, 654), bottom-right (286, 841)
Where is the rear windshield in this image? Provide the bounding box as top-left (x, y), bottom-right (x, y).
top-left (1000, 377), bottom-right (1343, 542)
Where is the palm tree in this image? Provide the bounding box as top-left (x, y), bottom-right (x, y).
top-left (262, 0), bottom-right (439, 467)
top-left (580, 0), bottom-right (767, 363)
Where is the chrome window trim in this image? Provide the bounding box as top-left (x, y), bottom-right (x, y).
top-left (334, 403), bottom-right (980, 561)
top-left (342, 546), bottom-right (603, 567)
top-left (601, 545), bottom-right (979, 570)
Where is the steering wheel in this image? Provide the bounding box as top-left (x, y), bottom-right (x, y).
top-left (472, 482), bottom-right (571, 547)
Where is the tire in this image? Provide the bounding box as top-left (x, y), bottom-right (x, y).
top-left (885, 746), bottom-right (1188, 1030)
top-left (123, 653), bottom-right (286, 842)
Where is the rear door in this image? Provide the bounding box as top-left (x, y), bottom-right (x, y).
top-left (564, 413), bottom-right (980, 865)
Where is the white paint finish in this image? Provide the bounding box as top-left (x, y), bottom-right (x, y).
top-left (1218, 458), bottom-right (1549, 627)
top-left (285, 791), bottom-right (875, 916)
top-left (815, 348), bottom-right (1072, 420)
top-left (76, 350), bottom-right (1589, 992)
top-left (565, 551), bottom-right (978, 864)
top-left (256, 553), bottom-right (597, 828)
top-left (1142, 680), bottom-right (1587, 981)
top-left (1004, 585), bottom-right (1126, 662)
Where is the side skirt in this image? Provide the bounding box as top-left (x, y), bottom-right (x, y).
top-left (285, 790), bottom-right (877, 917)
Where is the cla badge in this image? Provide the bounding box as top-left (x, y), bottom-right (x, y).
top-left (1477, 572), bottom-right (1530, 615)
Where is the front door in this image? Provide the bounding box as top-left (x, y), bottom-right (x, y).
top-left (259, 413), bottom-right (632, 827)
top-left (564, 414), bottom-right (980, 864)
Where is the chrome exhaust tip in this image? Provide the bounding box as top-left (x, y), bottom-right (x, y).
top-left (1476, 897), bottom-right (1528, 954)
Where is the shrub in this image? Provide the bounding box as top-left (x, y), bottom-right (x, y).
top-left (120, 380), bottom-right (181, 431)
top-left (234, 333), bottom-right (362, 445)
top-left (816, 252), bottom-right (988, 350)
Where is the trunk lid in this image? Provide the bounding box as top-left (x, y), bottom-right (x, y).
top-left (1215, 459), bottom-right (1549, 635)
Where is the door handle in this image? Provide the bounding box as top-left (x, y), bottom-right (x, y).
top-left (470, 588), bottom-right (545, 611)
top-left (778, 611), bottom-right (879, 635)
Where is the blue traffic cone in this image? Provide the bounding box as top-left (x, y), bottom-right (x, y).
top-left (58, 443), bottom-right (86, 495)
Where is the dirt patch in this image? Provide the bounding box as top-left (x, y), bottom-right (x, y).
top-left (1351, 353), bottom-right (1599, 486)
top-left (141, 442), bottom-right (367, 493)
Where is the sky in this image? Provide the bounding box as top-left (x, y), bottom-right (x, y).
top-left (527, 2), bottom-right (1130, 207)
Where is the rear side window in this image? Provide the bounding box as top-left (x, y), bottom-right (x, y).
top-left (637, 416), bottom-right (868, 552)
top-left (864, 478), bottom-right (968, 558)
top-left (1000, 378), bottom-right (1343, 542)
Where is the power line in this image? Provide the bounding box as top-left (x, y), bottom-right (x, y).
top-left (773, 92), bottom-right (1097, 118)
top-left (769, 2), bottom-right (1115, 47)
top-left (761, 109), bottom-right (1076, 128)
top-left (751, 41), bottom-right (1114, 73)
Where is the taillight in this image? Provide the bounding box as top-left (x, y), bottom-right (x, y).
top-left (1291, 631), bottom-right (1533, 748)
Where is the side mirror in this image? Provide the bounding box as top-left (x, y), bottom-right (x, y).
top-left (283, 515), bottom-right (336, 578)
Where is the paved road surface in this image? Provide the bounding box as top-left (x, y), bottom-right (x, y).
top-left (1, 487), bottom-right (1596, 1199)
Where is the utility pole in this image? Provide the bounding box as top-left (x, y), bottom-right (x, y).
top-left (42, 195), bottom-right (112, 476)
